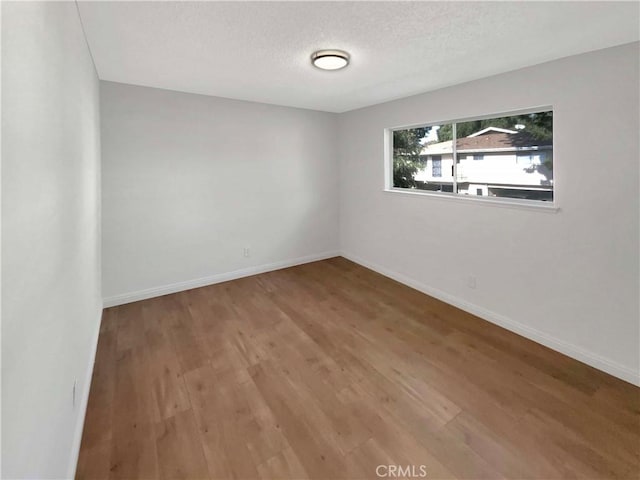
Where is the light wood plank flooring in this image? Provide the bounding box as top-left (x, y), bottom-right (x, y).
top-left (77, 257), bottom-right (639, 479)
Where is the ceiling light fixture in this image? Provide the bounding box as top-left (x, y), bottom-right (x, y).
top-left (311, 49), bottom-right (350, 70)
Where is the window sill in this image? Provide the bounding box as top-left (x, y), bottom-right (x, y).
top-left (383, 188), bottom-right (560, 213)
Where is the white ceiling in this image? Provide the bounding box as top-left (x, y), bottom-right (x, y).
top-left (77, 1), bottom-right (639, 113)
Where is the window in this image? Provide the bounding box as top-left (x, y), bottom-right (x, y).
top-left (389, 110), bottom-right (553, 203)
top-left (432, 156), bottom-right (442, 177)
top-left (516, 153), bottom-right (533, 165)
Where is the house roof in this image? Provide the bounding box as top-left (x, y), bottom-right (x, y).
top-left (421, 140), bottom-right (453, 155)
top-left (467, 127), bottom-right (517, 137)
top-left (421, 129), bottom-right (551, 155)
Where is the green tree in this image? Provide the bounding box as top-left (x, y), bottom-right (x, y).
top-left (392, 127), bottom-right (430, 188)
top-left (437, 112), bottom-right (553, 142)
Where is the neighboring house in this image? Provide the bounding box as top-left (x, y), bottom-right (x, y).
top-left (413, 127), bottom-right (553, 200)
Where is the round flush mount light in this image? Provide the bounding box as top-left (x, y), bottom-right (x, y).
top-left (311, 49), bottom-right (350, 70)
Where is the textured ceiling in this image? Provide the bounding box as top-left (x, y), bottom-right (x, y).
top-left (77, 1), bottom-right (639, 113)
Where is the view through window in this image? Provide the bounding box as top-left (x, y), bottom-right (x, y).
top-left (391, 110), bottom-right (553, 202)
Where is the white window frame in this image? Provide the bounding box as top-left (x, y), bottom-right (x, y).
top-left (383, 106), bottom-right (558, 212)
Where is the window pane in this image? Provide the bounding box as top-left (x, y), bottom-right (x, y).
top-left (455, 111), bottom-right (553, 202)
top-left (432, 156), bottom-right (442, 177)
top-left (393, 124), bottom-right (454, 192)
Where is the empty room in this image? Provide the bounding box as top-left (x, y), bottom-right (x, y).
top-left (2, 1), bottom-right (639, 479)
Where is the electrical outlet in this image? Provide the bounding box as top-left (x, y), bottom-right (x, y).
top-left (72, 379), bottom-right (77, 408)
top-left (243, 247), bottom-right (250, 258)
top-left (467, 275), bottom-right (477, 289)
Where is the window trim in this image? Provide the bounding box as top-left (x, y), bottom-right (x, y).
top-left (384, 105), bottom-right (557, 211)
top-left (382, 187), bottom-right (559, 212)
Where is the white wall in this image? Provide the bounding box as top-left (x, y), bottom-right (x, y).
top-left (338, 42), bottom-right (640, 385)
top-left (101, 81), bottom-right (339, 304)
top-left (1, 2), bottom-right (102, 478)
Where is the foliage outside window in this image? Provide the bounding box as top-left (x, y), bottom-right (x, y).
top-left (391, 110), bottom-right (553, 202)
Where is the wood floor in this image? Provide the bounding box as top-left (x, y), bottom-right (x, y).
top-left (76, 257), bottom-right (639, 480)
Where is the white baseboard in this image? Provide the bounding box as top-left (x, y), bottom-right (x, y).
top-left (66, 307), bottom-right (103, 479)
top-left (101, 249), bottom-right (639, 386)
top-left (103, 251), bottom-right (340, 308)
top-left (341, 251), bottom-right (640, 387)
